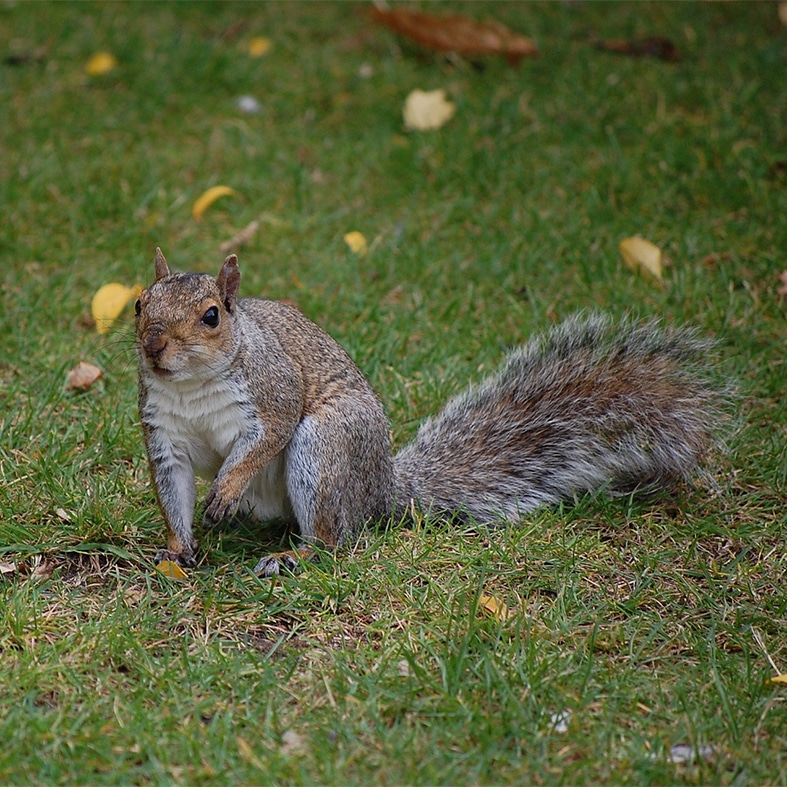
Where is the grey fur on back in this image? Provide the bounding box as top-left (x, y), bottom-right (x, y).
top-left (393, 313), bottom-right (725, 523)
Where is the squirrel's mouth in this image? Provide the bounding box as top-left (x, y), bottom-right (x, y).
top-left (148, 364), bottom-right (174, 378)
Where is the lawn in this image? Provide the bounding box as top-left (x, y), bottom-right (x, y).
top-left (1, 1), bottom-right (785, 784)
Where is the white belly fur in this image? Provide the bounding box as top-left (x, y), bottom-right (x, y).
top-left (146, 375), bottom-right (292, 521)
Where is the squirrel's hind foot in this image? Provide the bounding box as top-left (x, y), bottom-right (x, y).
top-left (253, 546), bottom-right (315, 578)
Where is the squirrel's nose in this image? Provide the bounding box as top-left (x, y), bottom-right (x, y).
top-left (142, 327), bottom-right (168, 357)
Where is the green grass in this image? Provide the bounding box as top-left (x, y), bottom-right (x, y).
top-left (1, 1), bottom-right (785, 783)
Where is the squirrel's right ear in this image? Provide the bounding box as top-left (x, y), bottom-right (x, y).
top-left (154, 247), bottom-right (170, 281)
top-left (216, 254), bottom-right (241, 313)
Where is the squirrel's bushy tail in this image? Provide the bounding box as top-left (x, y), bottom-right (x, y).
top-left (393, 313), bottom-right (728, 523)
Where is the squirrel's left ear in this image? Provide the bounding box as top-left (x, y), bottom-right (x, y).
top-left (217, 254), bottom-right (240, 313)
top-left (155, 247), bottom-right (170, 280)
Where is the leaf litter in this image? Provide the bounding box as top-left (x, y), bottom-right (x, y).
top-left (619, 236), bottom-right (664, 280)
top-left (372, 6), bottom-right (538, 65)
top-left (403, 88), bottom-right (455, 131)
top-left (65, 361), bottom-right (103, 391)
top-left (91, 282), bottom-right (142, 334)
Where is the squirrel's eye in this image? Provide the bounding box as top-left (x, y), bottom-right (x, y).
top-left (201, 306), bottom-right (220, 328)
top-left (134, 299), bottom-right (141, 316)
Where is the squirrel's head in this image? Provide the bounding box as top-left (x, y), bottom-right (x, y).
top-left (135, 248), bottom-right (241, 381)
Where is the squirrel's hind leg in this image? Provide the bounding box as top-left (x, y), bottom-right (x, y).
top-left (251, 410), bottom-right (394, 577)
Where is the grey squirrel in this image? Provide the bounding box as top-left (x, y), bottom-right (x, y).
top-left (136, 249), bottom-right (725, 576)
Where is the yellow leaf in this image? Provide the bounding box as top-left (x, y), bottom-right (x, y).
top-left (344, 231), bottom-right (368, 256)
top-left (156, 560), bottom-right (188, 579)
top-left (85, 51), bottom-right (118, 76)
top-left (403, 88), bottom-right (456, 131)
top-left (619, 236), bottom-right (663, 280)
top-left (479, 593), bottom-right (514, 622)
top-left (248, 36), bottom-right (272, 57)
top-left (91, 282), bottom-right (142, 335)
top-left (192, 186), bottom-right (238, 220)
top-left (770, 674), bottom-right (787, 684)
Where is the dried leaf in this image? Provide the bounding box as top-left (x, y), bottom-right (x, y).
top-left (372, 7), bottom-right (538, 64)
top-left (344, 231), bottom-right (368, 256)
top-left (220, 220), bottom-right (260, 254)
top-left (777, 270), bottom-right (787, 296)
top-left (91, 282), bottom-right (142, 334)
top-left (619, 236), bottom-right (663, 280)
top-left (595, 37), bottom-right (680, 62)
top-left (0, 561), bottom-right (17, 576)
top-left (479, 593), bottom-right (514, 622)
top-left (779, 2), bottom-right (787, 27)
top-left (192, 186), bottom-right (238, 220)
top-left (65, 361), bottom-right (103, 391)
top-left (85, 51), bottom-right (118, 76)
top-left (31, 558), bottom-right (56, 580)
top-left (248, 36), bottom-right (271, 57)
top-left (403, 89), bottom-right (456, 131)
top-left (156, 560), bottom-right (188, 579)
top-left (770, 674), bottom-right (787, 685)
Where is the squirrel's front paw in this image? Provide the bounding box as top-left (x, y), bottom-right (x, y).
top-left (203, 486), bottom-right (240, 528)
top-left (154, 548), bottom-right (197, 568)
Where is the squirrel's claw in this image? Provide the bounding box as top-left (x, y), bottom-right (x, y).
top-left (154, 548), bottom-right (197, 568)
top-left (203, 487), bottom-right (240, 528)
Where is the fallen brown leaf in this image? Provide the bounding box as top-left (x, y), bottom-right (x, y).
top-left (595, 36), bottom-right (680, 62)
top-left (220, 220), bottom-right (260, 254)
top-left (65, 361), bottom-right (103, 391)
top-left (777, 270), bottom-right (787, 296)
top-left (372, 7), bottom-right (538, 65)
top-left (31, 558), bottom-right (56, 581)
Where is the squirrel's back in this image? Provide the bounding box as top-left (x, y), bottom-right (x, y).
top-left (393, 313), bottom-right (726, 523)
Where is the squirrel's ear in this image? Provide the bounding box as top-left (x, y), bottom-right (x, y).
top-left (154, 247), bottom-right (170, 281)
top-left (217, 254), bottom-right (240, 313)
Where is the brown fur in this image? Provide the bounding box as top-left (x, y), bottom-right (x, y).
top-left (137, 251), bottom-right (728, 575)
